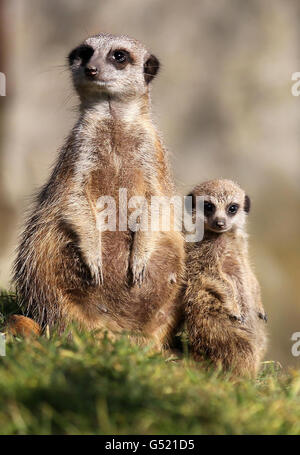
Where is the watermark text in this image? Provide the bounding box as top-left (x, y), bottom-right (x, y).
top-left (0, 333), bottom-right (6, 356)
top-left (0, 72), bottom-right (6, 96)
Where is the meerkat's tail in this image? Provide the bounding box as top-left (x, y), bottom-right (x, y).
top-left (4, 314), bottom-right (42, 337)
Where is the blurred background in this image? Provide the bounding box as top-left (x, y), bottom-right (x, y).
top-left (0, 0), bottom-right (299, 367)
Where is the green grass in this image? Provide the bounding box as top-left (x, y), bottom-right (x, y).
top-left (0, 292), bottom-right (300, 435)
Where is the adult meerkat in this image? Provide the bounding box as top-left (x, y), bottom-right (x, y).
top-left (184, 179), bottom-right (267, 377)
top-left (12, 33), bottom-right (184, 347)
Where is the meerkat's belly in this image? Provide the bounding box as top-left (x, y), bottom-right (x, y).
top-left (85, 151), bottom-right (183, 328)
top-left (92, 230), bottom-right (182, 331)
top-left (90, 153), bottom-right (144, 280)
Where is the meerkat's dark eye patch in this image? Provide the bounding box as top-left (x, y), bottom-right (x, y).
top-left (244, 195), bottom-right (251, 213)
top-left (108, 49), bottom-right (132, 69)
top-left (68, 45), bottom-right (94, 66)
top-left (144, 54), bottom-right (160, 84)
top-left (227, 204), bottom-right (239, 215)
top-left (204, 201), bottom-right (216, 216)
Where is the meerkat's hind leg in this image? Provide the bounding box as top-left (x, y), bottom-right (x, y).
top-left (4, 315), bottom-right (42, 337)
top-left (192, 325), bottom-right (258, 378)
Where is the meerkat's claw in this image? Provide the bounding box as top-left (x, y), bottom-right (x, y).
top-left (131, 257), bottom-right (147, 286)
top-left (134, 267), bottom-right (146, 287)
top-left (168, 273), bottom-right (177, 284)
top-left (88, 259), bottom-right (103, 285)
top-left (258, 312), bottom-right (268, 323)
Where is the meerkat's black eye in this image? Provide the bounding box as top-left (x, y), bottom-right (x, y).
top-left (204, 201), bottom-right (215, 215)
top-left (228, 204), bottom-right (239, 215)
top-left (113, 50), bottom-right (127, 63)
top-left (108, 49), bottom-right (131, 69)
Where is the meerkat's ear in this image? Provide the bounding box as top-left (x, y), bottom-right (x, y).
top-left (144, 54), bottom-right (160, 84)
top-left (244, 195), bottom-right (251, 213)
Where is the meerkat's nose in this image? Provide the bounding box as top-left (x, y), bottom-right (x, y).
top-left (85, 65), bottom-right (98, 78)
top-left (215, 219), bottom-right (225, 228)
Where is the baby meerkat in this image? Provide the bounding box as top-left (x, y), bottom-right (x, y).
top-left (12, 33), bottom-right (184, 347)
top-left (184, 179), bottom-right (267, 377)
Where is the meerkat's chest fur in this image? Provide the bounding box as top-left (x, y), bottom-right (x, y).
top-left (218, 234), bottom-right (253, 311)
top-left (73, 113), bottom-right (157, 191)
top-left (191, 232), bottom-right (254, 313)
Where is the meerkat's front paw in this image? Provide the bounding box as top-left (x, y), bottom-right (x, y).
top-left (225, 301), bottom-right (243, 323)
top-left (130, 255), bottom-right (148, 286)
top-left (258, 312), bottom-right (268, 323)
top-left (87, 258), bottom-right (103, 285)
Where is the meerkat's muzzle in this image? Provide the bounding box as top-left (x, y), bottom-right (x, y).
top-left (85, 65), bottom-right (98, 78)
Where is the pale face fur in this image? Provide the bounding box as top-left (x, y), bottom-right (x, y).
top-left (190, 179), bottom-right (250, 234)
top-left (68, 33), bottom-right (159, 103)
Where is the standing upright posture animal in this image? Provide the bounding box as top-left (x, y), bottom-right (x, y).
top-left (13, 33), bottom-right (185, 347)
top-left (184, 179), bottom-right (267, 376)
